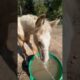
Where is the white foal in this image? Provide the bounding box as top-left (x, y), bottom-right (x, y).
top-left (18, 14), bottom-right (60, 63)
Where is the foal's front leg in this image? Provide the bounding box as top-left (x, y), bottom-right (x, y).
top-left (23, 34), bottom-right (34, 63)
top-left (25, 34), bottom-right (37, 55)
top-left (25, 34), bottom-right (33, 50)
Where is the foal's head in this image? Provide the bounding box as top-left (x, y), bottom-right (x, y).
top-left (34, 14), bottom-right (60, 63)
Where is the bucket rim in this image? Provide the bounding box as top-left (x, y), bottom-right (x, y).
top-left (29, 51), bottom-right (63, 80)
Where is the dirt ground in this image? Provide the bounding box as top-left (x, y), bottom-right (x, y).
top-left (17, 24), bottom-right (62, 80)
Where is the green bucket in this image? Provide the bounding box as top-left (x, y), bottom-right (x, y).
top-left (29, 52), bottom-right (63, 80)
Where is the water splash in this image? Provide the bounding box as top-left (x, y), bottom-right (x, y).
top-left (34, 54), bottom-right (55, 80)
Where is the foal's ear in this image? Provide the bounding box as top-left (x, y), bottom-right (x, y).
top-left (50, 19), bottom-right (60, 28)
top-left (35, 14), bottom-right (46, 28)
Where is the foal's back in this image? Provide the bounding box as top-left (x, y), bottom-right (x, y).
top-left (18, 14), bottom-right (38, 34)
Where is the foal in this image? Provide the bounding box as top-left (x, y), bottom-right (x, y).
top-left (18, 14), bottom-right (59, 63)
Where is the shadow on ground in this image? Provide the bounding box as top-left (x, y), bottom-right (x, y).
top-left (22, 55), bottom-right (33, 77)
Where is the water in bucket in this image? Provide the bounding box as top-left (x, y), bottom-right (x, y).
top-left (29, 52), bottom-right (62, 80)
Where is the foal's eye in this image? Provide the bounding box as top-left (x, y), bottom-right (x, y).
top-left (38, 41), bottom-right (42, 46)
